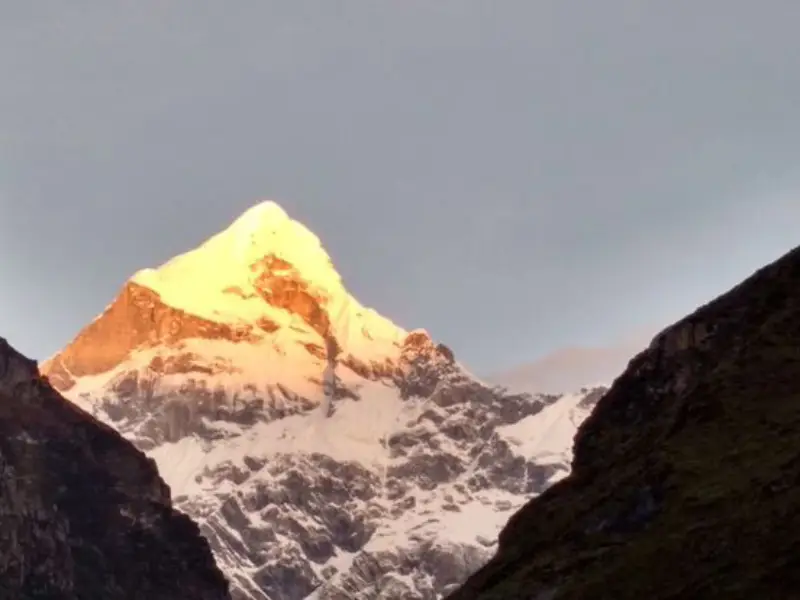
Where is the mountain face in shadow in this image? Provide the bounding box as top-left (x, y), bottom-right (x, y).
top-left (0, 336), bottom-right (231, 600)
top-left (446, 244), bottom-right (800, 600)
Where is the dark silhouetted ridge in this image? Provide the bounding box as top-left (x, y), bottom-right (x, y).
top-left (0, 336), bottom-right (231, 600)
top-left (447, 244), bottom-right (800, 600)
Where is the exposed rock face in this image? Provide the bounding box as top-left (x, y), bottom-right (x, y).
top-left (251, 255), bottom-right (332, 340)
top-left (0, 337), bottom-right (231, 600)
top-left (39, 201), bottom-right (609, 599)
top-left (41, 282), bottom-right (257, 391)
top-left (446, 244), bottom-right (800, 600)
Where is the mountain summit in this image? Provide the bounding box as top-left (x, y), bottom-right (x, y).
top-left (43, 200), bottom-right (404, 396)
top-left (42, 201), bottom-right (606, 599)
top-left (132, 200), bottom-right (348, 323)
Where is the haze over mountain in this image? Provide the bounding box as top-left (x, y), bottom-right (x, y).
top-left (41, 201), bottom-right (607, 599)
top-left (487, 331), bottom-right (654, 395)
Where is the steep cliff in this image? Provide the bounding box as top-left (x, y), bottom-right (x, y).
top-left (0, 336), bottom-right (231, 599)
top-left (447, 244), bottom-right (800, 600)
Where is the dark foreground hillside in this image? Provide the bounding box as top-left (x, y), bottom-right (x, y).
top-left (447, 245), bottom-right (800, 600)
top-left (0, 337), bottom-right (231, 600)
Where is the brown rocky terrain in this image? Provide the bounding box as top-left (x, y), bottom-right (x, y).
top-left (446, 244), bottom-right (800, 600)
top-left (41, 282), bottom-right (258, 391)
top-left (0, 336), bottom-right (231, 600)
top-left (251, 255), bottom-right (333, 340)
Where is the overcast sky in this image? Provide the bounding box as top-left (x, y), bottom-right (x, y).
top-left (1, 2), bottom-right (799, 374)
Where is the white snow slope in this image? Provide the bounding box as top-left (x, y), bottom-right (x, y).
top-left (41, 201), bottom-right (607, 600)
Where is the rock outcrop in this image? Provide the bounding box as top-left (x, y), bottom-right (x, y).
top-left (0, 337), bottom-right (231, 600)
top-left (446, 244), bottom-right (800, 600)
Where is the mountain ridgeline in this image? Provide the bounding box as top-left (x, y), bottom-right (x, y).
top-left (446, 244), bottom-right (800, 600)
top-left (0, 337), bottom-right (231, 599)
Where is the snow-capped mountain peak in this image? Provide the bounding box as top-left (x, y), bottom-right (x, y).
top-left (41, 199), bottom-right (608, 600)
top-left (131, 200), bottom-right (403, 352)
top-left (42, 202), bottom-right (406, 397)
top-left (133, 200), bottom-right (344, 322)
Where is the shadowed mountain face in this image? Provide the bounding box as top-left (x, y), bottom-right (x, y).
top-left (447, 244), bottom-right (800, 600)
top-left (0, 337), bottom-right (231, 600)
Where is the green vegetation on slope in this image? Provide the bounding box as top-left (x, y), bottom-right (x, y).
top-left (447, 245), bottom-right (800, 600)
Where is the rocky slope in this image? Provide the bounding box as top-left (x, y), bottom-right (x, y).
top-left (41, 201), bottom-right (606, 599)
top-left (446, 244), bottom-right (800, 600)
top-left (0, 336), bottom-right (231, 599)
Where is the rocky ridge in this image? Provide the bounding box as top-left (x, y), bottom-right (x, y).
top-left (446, 244), bottom-right (800, 600)
top-left (41, 201), bottom-right (607, 599)
top-left (0, 336), bottom-right (231, 599)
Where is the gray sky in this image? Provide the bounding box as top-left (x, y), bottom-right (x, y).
top-left (1, 2), bottom-right (799, 374)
